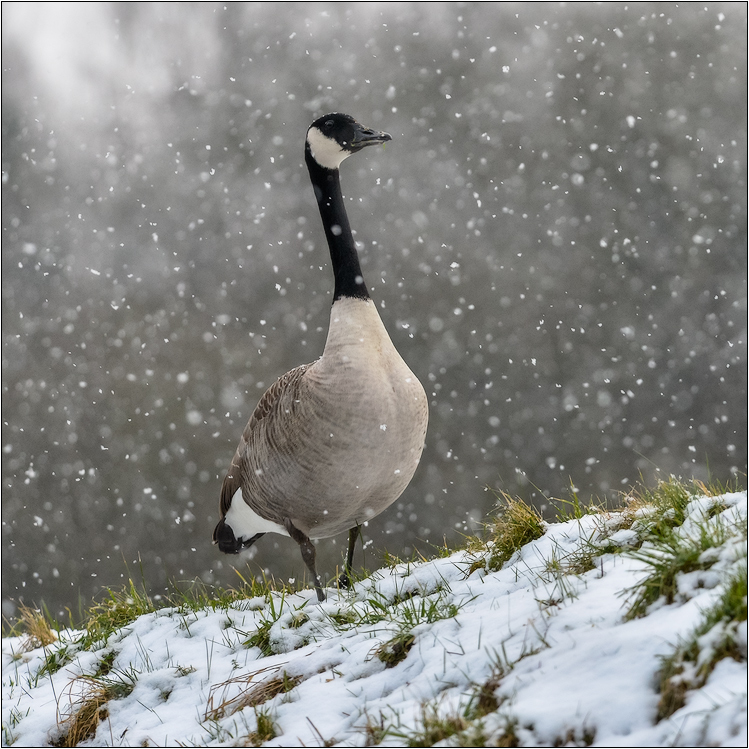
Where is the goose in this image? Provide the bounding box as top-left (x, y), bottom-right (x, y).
top-left (213, 113), bottom-right (429, 602)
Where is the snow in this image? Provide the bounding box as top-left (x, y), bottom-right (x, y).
top-left (3, 491), bottom-right (746, 747)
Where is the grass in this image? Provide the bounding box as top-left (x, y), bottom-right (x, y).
top-left (359, 657), bottom-right (510, 746)
top-left (605, 477), bottom-right (748, 720)
top-left (552, 725), bottom-right (596, 747)
top-left (621, 477), bottom-right (745, 620)
top-left (543, 533), bottom-right (599, 580)
top-left (14, 604), bottom-right (57, 652)
top-left (623, 517), bottom-right (731, 620)
top-left (51, 669), bottom-right (137, 747)
top-left (657, 562), bottom-right (748, 720)
top-left (465, 672), bottom-right (502, 720)
top-left (80, 578), bottom-right (157, 649)
top-left (8, 478), bottom-right (734, 654)
top-left (246, 706), bottom-right (277, 746)
top-left (244, 617), bottom-right (275, 657)
top-left (3, 475), bottom-right (744, 747)
top-left (374, 631), bottom-right (416, 668)
top-left (403, 702), bottom-right (484, 747)
top-left (550, 480), bottom-right (608, 522)
top-left (350, 578), bottom-right (467, 669)
top-left (241, 591), bottom-right (296, 656)
top-left (368, 592), bottom-right (463, 668)
top-left (365, 700), bottom-right (482, 748)
top-left (205, 666), bottom-right (303, 721)
top-left (2, 569), bottom-right (301, 667)
top-left (361, 712), bottom-right (391, 746)
top-left (486, 490), bottom-right (546, 571)
top-left (375, 678), bottom-right (518, 748)
top-left (465, 490), bottom-right (545, 576)
top-left (615, 476), bottom-right (740, 538)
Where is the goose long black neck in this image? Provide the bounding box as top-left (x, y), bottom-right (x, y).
top-left (306, 149), bottom-right (370, 302)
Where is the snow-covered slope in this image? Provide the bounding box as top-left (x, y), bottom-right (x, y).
top-left (3, 490), bottom-right (746, 747)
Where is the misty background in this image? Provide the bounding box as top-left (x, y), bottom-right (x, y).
top-left (2, 2), bottom-right (746, 621)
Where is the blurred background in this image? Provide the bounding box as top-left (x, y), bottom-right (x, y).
top-left (2, 2), bottom-right (746, 621)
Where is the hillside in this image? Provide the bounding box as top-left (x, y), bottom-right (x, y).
top-left (2, 481), bottom-right (746, 747)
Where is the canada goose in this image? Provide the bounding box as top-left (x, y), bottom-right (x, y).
top-left (213, 113), bottom-right (428, 602)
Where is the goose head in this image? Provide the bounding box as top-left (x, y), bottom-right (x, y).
top-left (306, 113), bottom-right (392, 171)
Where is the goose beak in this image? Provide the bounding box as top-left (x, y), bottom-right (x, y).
top-left (352, 124), bottom-right (392, 149)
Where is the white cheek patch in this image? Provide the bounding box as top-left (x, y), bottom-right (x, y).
top-left (307, 126), bottom-right (351, 170)
top-left (224, 487), bottom-right (289, 539)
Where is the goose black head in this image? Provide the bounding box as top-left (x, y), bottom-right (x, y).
top-left (306, 113), bottom-right (392, 171)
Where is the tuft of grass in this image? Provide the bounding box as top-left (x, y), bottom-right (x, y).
top-left (52, 670), bottom-right (137, 747)
top-left (327, 609), bottom-right (358, 627)
top-left (551, 481), bottom-right (607, 523)
top-left (35, 645), bottom-right (74, 681)
top-left (542, 540), bottom-right (598, 585)
top-left (167, 569), bottom-right (296, 615)
top-left (374, 632), bottom-right (416, 668)
top-left (465, 672), bottom-right (502, 720)
top-left (356, 652), bottom-right (517, 747)
top-left (492, 717), bottom-right (521, 747)
top-left (52, 684), bottom-right (109, 747)
top-left (552, 725), bottom-right (596, 747)
top-left (245, 620), bottom-right (275, 657)
top-left (381, 549), bottom-right (406, 568)
top-left (288, 612), bottom-right (309, 629)
top-left (4, 705), bottom-right (32, 746)
top-left (93, 651), bottom-right (116, 678)
top-left (624, 509), bottom-right (732, 620)
top-left (14, 604), bottom-right (58, 652)
top-left (245, 706), bottom-right (277, 747)
top-left (404, 703), bottom-right (474, 747)
top-left (703, 563), bottom-right (748, 627)
top-left (386, 697), bottom-right (517, 748)
top-left (361, 712), bottom-right (392, 746)
top-left (616, 476), bottom-right (741, 542)
top-left (621, 477), bottom-right (695, 538)
top-left (206, 667), bottom-right (302, 722)
top-left (330, 574), bottom-right (462, 636)
top-left (396, 591), bottom-right (462, 628)
top-left (364, 583), bottom-right (465, 669)
top-left (242, 593), bottom-right (295, 657)
top-left (657, 563), bottom-right (747, 720)
top-left (82, 579), bottom-right (156, 648)
top-left (485, 491), bottom-right (545, 572)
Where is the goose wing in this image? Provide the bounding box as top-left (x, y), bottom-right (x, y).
top-left (218, 363), bottom-right (312, 518)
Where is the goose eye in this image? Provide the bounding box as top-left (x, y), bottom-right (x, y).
top-left (325, 120), bottom-right (334, 129)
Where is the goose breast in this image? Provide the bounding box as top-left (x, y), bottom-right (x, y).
top-left (240, 298), bottom-right (428, 538)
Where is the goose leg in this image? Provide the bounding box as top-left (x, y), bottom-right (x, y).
top-left (283, 517), bottom-right (325, 603)
top-left (337, 526), bottom-right (361, 589)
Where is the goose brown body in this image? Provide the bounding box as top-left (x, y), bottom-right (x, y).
top-left (219, 298), bottom-right (428, 539)
top-left (213, 113), bottom-right (428, 601)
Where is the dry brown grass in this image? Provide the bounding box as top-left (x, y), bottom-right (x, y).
top-left (17, 604), bottom-right (57, 652)
top-left (52, 678), bottom-right (111, 747)
top-left (205, 665), bottom-right (303, 722)
top-left (51, 665), bottom-right (137, 747)
top-left (465, 491), bottom-right (545, 576)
